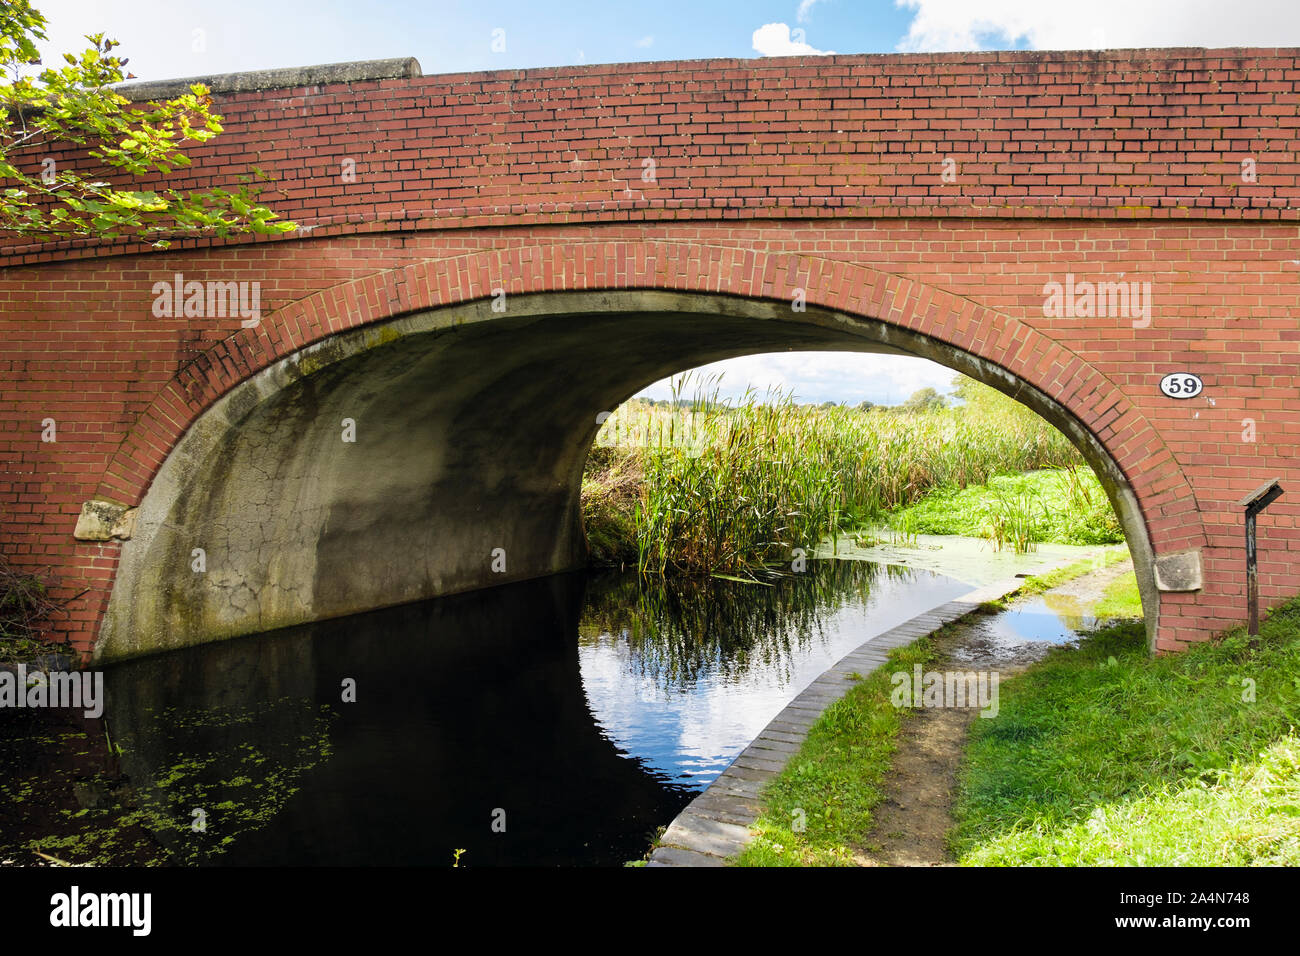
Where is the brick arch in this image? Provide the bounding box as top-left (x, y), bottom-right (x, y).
top-left (99, 239), bottom-right (1203, 544)
top-left (90, 239), bottom-right (1205, 656)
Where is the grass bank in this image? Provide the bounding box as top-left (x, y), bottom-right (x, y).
top-left (730, 555), bottom-right (1112, 867)
top-left (730, 560), bottom-right (1299, 867)
top-left (952, 600), bottom-right (1300, 865)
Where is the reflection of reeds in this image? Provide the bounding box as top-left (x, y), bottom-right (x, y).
top-left (578, 559), bottom-right (919, 688)
top-left (589, 373), bottom-right (1083, 577)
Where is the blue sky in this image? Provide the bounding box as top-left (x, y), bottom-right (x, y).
top-left (34, 0), bottom-right (1300, 404)
top-left (36, 0), bottom-right (918, 77)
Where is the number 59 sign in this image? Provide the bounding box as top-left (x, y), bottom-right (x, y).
top-left (1159, 373), bottom-right (1204, 398)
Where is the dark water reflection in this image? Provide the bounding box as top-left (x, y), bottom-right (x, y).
top-left (2, 560), bottom-right (969, 867)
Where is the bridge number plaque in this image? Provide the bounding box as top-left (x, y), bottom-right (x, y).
top-left (1158, 373), bottom-right (1203, 399)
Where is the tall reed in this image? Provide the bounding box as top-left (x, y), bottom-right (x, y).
top-left (586, 374), bottom-right (1089, 577)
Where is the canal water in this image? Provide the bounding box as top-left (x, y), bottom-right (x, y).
top-left (0, 547), bottom-right (1100, 867)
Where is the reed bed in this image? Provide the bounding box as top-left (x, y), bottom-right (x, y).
top-left (583, 374), bottom-right (1091, 577)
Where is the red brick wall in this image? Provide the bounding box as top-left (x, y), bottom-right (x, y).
top-left (1, 48), bottom-right (1297, 655)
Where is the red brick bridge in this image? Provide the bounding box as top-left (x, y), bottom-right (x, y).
top-left (2, 48), bottom-right (1298, 661)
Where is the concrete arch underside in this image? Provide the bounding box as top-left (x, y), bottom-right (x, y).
top-left (96, 286), bottom-right (1176, 663)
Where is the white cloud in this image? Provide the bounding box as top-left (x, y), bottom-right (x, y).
top-left (635, 35), bottom-right (654, 48)
top-left (796, 0), bottom-right (824, 24)
top-left (895, 0), bottom-right (1300, 52)
top-left (752, 22), bottom-right (835, 57)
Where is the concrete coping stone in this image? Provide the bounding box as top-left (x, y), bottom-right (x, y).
top-left (114, 57), bottom-right (422, 100)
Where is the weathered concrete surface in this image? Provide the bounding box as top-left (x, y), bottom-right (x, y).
top-left (115, 57), bottom-right (422, 100)
top-left (1154, 549), bottom-right (1204, 591)
top-left (73, 500), bottom-right (136, 541)
top-left (97, 291), bottom-right (1157, 662)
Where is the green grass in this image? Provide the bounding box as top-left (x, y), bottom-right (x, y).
top-left (733, 636), bottom-right (941, 866)
top-left (951, 598), bottom-right (1300, 866)
top-left (885, 467), bottom-right (1124, 549)
top-left (729, 555), bottom-right (1129, 868)
top-left (729, 562), bottom-right (1299, 868)
top-left (1094, 570), bottom-right (1142, 619)
top-left (1021, 550), bottom-right (1127, 594)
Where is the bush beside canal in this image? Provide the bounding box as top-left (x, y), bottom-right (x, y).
top-left (0, 551), bottom-right (65, 668)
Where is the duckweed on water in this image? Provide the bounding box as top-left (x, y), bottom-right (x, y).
top-left (1, 696), bottom-right (337, 865)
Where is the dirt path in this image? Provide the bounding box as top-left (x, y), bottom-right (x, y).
top-left (853, 558), bottom-right (1133, 867)
top-left (853, 702), bottom-right (976, 866)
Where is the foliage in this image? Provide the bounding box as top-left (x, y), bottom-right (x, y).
top-left (0, 0), bottom-right (294, 245)
top-left (949, 373), bottom-right (1017, 413)
top-left (0, 549), bottom-right (63, 663)
top-left (899, 386), bottom-right (946, 412)
top-left (580, 445), bottom-right (643, 566)
top-left (888, 467), bottom-right (1124, 550)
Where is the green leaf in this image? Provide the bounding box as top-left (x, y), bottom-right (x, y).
top-left (0, 6), bottom-right (291, 247)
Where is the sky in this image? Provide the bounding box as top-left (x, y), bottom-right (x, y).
top-left (32, 0), bottom-right (1300, 404)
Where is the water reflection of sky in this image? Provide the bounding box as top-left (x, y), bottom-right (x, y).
top-left (986, 596), bottom-right (1097, 644)
top-left (578, 566), bottom-right (971, 789)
